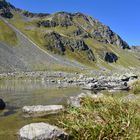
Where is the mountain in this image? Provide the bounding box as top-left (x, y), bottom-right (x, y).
top-left (0, 0), bottom-right (140, 72)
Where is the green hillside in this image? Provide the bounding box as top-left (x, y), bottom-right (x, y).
top-left (8, 11), bottom-right (140, 70)
top-left (0, 19), bottom-right (17, 45)
top-left (0, 0), bottom-right (139, 72)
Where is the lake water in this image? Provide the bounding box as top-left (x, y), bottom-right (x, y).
top-left (0, 80), bottom-right (82, 140)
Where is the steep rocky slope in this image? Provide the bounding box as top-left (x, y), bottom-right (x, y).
top-left (0, 0), bottom-right (140, 72)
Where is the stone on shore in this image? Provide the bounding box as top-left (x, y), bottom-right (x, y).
top-left (19, 122), bottom-right (68, 140)
top-left (68, 93), bottom-right (104, 108)
top-left (0, 98), bottom-right (6, 110)
top-left (122, 94), bottom-right (137, 102)
top-left (22, 105), bottom-right (64, 117)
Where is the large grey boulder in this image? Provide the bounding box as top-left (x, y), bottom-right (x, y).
top-left (22, 105), bottom-right (64, 118)
top-left (19, 122), bottom-right (68, 140)
top-left (0, 98), bottom-right (6, 110)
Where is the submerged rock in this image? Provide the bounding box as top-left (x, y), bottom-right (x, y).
top-left (22, 105), bottom-right (64, 118)
top-left (0, 98), bottom-right (6, 110)
top-left (19, 122), bottom-right (68, 140)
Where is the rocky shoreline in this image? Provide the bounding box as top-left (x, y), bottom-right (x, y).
top-left (0, 71), bottom-right (139, 91)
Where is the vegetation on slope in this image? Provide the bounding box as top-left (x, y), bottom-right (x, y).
top-left (8, 11), bottom-right (140, 70)
top-left (0, 19), bottom-right (17, 45)
top-left (0, 0), bottom-right (139, 71)
top-left (58, 95), bottom-right (140, 140)
top-left (132, 80), bottom-right (140, 94)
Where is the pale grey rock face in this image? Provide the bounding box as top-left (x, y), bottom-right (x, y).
top-left (22, 105), bottom-right (64, 118)
top-left (19, 122), bottom-right (68, 140)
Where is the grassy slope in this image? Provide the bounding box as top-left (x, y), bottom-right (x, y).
top-left (0, 19), bottom-right (17, 45)
top-left (9, 13), bottom-right (140, 70)
top-left (9, 13), bottom-right (96, 68)
top-left (6, 13), bottom-right (81, 72)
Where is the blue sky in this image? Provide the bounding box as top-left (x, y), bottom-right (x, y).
top-left (7, 0), bottom-right (140, 46)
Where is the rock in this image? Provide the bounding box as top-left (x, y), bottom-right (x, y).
top-left (122, 94), bottom-right (137, 102)
top-left (37, 20), bottom-right (58, 28)
top-left (44, 32), bottom-right (95, 61)
top-left (82, 82), bottom-right (107, 91)
top-left (73, 28), bottom-right (84, 36)
top-left (68, 96), bottom-right (81, 108)
top-left (82, 82), bottom-right (98, 90)
top-left (37, 12), bottom-right (73, 28)
top-left (52, 12), bottom-right (73, 27)
top-left (91, 23), bottom-right (130, 49)
top-left (104, 52), bottom-right (118, 63)
top-left (22, 105), bottom-right (64, 117)
top-left (19, 122), bottom-right (68, 140)
top-left (0, 0), bottom-right (14, 18)
top-left (0, 98), bottom-right (6, 110)
top-left (82, 74), bottom-right (133, 91)
top-left (68, 93), bottom-right (103, 108)
top-left (120, 73), bottom-right (138, 82)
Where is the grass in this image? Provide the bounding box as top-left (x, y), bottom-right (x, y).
top-left (33, 64), bottom-right (84, 73)
top-left (0, 19), bottom-right (17, 45)
top-left (132, 81), bottom-right (140, 94)
top-left (58, 96), bottom-right (140, 140)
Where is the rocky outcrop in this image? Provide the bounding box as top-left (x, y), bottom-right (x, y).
top-left (0, 98), bottom-right (6, 110)
top-left (19, 122), bottom-right (68, 140)
top-left (91, 25), bottom-right (130, 49)
top-left (44, 32), bottom-right (95, 60)
top-left (22, 105), bottom-right (64, 117)
top-left (35, 11), bottom-right (130, 49)
top-left (104, 52), bottom-right (118, 63)
top-left (0, 0), bottom-right (14, 18)
top-left (37, 20), bottom-right (58, 28)
top-left (51, 12), bottom-right (73, 27)
top-left (37, 12), bottom-right (73, 28)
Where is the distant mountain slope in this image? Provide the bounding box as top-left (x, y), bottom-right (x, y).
top-left (0, 0), bottom-right (140, 72)
top-left (0, 17), bottom-right (86, 72)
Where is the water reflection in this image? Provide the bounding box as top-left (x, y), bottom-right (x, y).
top-left (0, 80), bottom-right (81, 109)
